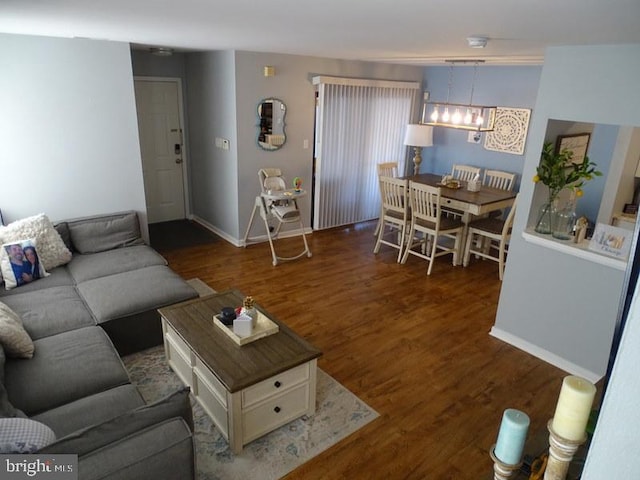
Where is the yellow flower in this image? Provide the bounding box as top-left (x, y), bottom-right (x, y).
top-left (533, 175), bottom-right (540, 183)
top-left (575, 189), bottom-right (584, 198)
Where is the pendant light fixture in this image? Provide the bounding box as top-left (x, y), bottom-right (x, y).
top-left (422, 60), bottom-right (496, 132)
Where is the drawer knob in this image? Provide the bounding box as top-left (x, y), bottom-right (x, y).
top-left (274, 406), bottom-right (281, 413)
top-left (274, 381), bottom-right (282, 388)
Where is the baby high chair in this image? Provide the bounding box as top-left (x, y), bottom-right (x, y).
top-left (243, 168), bottom-right (312, 266)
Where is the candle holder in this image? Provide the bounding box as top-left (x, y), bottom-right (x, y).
top-left (490, 444), bottom-right (522, 480)
top-left (543, 419), bottom-right (586, 480)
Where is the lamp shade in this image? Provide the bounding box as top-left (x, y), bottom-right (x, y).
top-left (404, 124), bottom-right (433, 147)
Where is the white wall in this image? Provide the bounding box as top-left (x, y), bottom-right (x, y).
top-left (0, 34), bottom-right (147, 231)
top-left (495, 45), bottom-right (640, 379)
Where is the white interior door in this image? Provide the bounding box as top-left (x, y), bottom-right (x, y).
top-left (134, 79), bottom-right (186, 223)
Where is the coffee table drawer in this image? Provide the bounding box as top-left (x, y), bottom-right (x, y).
top-left (166, 333), bottom-right (193, 386)
top-left (194, 357), bottom-right (227, 407)
top-left (242, 382), bottom-right (310, 443)
top-left (242, 363), bottom-right (309, 408)
top-left (194, 368), bottom-right (229, 439)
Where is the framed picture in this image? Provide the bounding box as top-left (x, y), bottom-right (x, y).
top-left (589, 223), bottom-right (632, 260)
top-left (555, 133), bottom-right (590, 165)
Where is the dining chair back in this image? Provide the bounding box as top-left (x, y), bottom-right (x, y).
top-left (373, 176), bottom-right (410, 263)
top-left (401, 181), bottom-right (464, 275)
top-left (451, 164), bottom-right (481, 182)
top-left (483, 169), bottom-right (516, 192)
top-left (463, 194), bottom-right (519, 280)
top-left (373, 162), bottom-right (400, 236)
top-left (377, 162), bottom-right (399, 178)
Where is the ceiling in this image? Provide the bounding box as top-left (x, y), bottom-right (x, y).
top-left (1, 0), bottom-right (640, 66)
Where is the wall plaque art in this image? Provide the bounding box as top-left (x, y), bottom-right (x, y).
top-left (484, 107), bottom-right (531, 155)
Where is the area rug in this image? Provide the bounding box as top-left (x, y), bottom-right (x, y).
top-left (123, 280), bottom-right (378, 479)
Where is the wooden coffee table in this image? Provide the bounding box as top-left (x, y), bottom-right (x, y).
top-left (158, 289), bottom-right (322, 453)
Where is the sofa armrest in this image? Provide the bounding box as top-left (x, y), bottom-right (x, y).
top-left (78, 418), bottom-right (195, 480)
top-left (40, 387), bottom-right (193, 456)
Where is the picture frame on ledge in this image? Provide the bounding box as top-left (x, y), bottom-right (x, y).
top-left (556, 133), bottom-right (591, 165)
top-left (589, 223), bottom-right (632, 260)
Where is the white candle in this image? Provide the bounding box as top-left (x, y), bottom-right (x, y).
top-left (551, 376), bottom-right (596, 441)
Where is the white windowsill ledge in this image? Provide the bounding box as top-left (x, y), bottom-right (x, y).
top-left (522, 229), bottom-right (627, 271)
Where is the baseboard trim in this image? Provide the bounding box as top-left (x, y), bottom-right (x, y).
top-left (190, 214), bottom-right (312, 247)
top-left (489, 326), bottom-right (603, 383)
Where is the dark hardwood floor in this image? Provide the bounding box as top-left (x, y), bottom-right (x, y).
top-left (158, 220), bottom-right (567, 479)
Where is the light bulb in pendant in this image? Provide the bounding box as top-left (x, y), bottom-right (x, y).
top-left (464, 109), bottom-right (472, 124)
top-left (476, 115), bottom-right (484, 126)
top-left (442, 108), bottom-right (450, 122)
top-left (430, 107), bottom-right (439, 122)
top-left (452, 109), bottom-right (462, 124)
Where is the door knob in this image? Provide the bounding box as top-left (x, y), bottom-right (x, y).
top-left (175, 158), bottom-right (183, 164)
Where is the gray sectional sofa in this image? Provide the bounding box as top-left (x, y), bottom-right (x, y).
top-left (0, 211), bottom-right (200, 479)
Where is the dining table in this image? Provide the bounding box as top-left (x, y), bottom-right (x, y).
top-left (400, 173), bottom-right (518, 264)
top-left (400, 173), bottom-right (517, 217)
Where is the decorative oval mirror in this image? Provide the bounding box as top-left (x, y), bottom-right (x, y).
top-left (257, 98), bottom-right (286, 151)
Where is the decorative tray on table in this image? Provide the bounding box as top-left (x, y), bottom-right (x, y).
top-left (439, 181), bottom-right (462, 189)
top-left (213, 310), bottom-right (279, 346)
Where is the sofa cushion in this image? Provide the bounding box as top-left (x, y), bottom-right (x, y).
top-left (77, 265), bottom-right (197, 323)
top-left (40, 387), bottom-right (192, 456)
top-left (0, 266), bottom-right (74, 298)
top-left (0, 213), bottom-right (72, 270)
top-left (0, 302), bottom-right (34, 358)
top-left (1, 286), bottom-right (95, 340)
top-left (67, 246), bottom-right (167, 283)
top-left (67, 212), bottom-right (144, 254)
top-left (0, 418), bottom-right (56, 453)
top-left (4, 327), bottom-right (129, 415)
top-left (1, 239), bottom-right (49, 290)
top-left (77, 418), bottom-right (194, 480)
top-left (33, 385), bottom-right (145, 438)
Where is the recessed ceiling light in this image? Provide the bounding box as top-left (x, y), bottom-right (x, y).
top-left (466, 36), bottom-right (488, 49)
top-left (150, 47), bottom-right (174, 56)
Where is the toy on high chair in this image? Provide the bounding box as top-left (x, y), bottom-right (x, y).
top-left (293, 177), bottom-right (303, 192)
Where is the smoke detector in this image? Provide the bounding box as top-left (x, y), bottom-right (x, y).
top-left (466, 36), bottom-right (488, 49)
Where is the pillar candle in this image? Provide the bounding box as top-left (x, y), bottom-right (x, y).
top-left (551, 375), bottom-right (596, 441)
top-left (494, 408), bottom-right (530, 465)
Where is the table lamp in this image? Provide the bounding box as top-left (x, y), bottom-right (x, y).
top-left (404, 124), bottom-right (433, 175)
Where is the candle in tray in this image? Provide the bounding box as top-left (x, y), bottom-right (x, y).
top-left (551, 375), bottom-right (596, 441)
top-left (494, 408), bottom-right (530, 465)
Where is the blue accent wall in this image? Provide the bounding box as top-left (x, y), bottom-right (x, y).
top-left (421, 65), bottom-right (542, 191)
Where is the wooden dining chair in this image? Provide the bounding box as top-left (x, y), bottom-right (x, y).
top-left (483, 169), bottom-right (516, 192)
top-left (373, 176), bottom-right (410, 263)
top-left (401, 181), bottom-right (464, 275)
top-left (451, 164), bottom-right (481, 182)
top-left (373, 162), bottom-right (400, 236)
top-left (463, 194), bottom-right (519, 280)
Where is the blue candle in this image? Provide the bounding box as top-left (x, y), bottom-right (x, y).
top-left (494, 408), bottom-right (530, 465)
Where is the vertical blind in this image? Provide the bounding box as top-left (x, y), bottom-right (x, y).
top-left (312, 76), bottom-right (419, 230)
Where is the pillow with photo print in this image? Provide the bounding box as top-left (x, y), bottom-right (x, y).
top-left (1, 239), bottom-right (49, 290)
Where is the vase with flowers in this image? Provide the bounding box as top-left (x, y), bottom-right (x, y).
top-left (533, 141), bottom-right (602, 236)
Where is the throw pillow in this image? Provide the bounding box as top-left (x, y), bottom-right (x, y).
top-left (0, 302), bottom-right (34, 358)
top-left (0, 213), bottom-right (72, 271)
top-left (0, 239), bottom-right (49, 290)
top-left (0, 418), bottom-right (56, 453)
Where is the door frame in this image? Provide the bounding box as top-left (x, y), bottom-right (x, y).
top-left (133, 76), bottom-right (191, 220)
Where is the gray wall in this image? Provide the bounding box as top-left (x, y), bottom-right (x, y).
top-left (187, 50), bottom-right (423, 243)
top-left (494, 45), bottom-right (640, 381)
top-left (186, 50), bottom-right (240, 241)
top-left (0, 34), bottom-right (147, 229)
